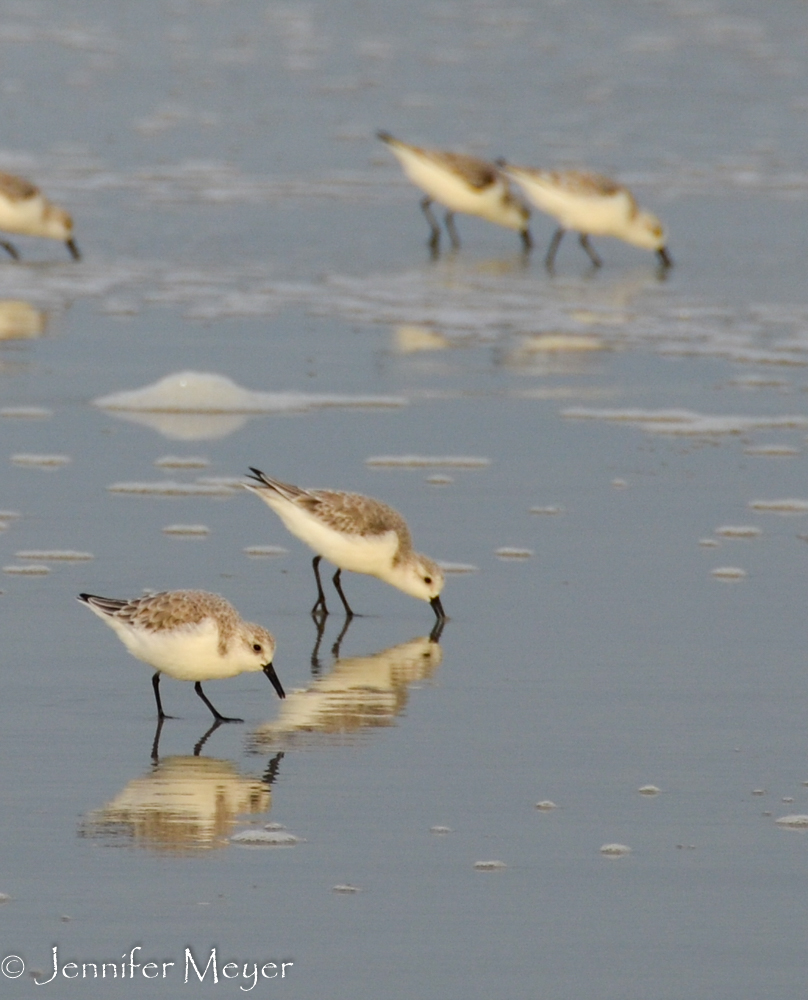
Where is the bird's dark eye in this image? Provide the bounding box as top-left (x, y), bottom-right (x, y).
top-left (253, 643), bottom-right (262, 652)
top-left (424, 576), bottom-right (432, 585)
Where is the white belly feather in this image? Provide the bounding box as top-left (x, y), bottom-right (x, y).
top-left (267, 496), bottom-right (401, 578)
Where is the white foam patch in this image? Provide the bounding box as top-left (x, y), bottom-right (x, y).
top-left (243, 545), bottom-right (288, 557)
top-left (154, 455), bottom-right (210, 468)
top-left (530, 506), bottom-right (564, 515)
top-left (638, 785), bottom-right (661, 795)
top-left (535, 801), bottom-right (558, 810)
top-left (715, 525), bottom-right (762, 537)
top-left (366, 455), bottom-right (490, 468)
top-left (162, 524), bottom-right (210, 535)
top-left (11, 454), bottom-right (71, 467)
top-left (229, 829), bottom-right (301, 846)
top-left (3, 564), bottom-right (50, 575)
top-left (426, 474), bottom-right (453, 485)
top-left (749, 499), bottom-right (808, 513)
top-left (711, 566), bottom-right (747, 579)
top-left (0, 407), bottom-right (52, 419)
top-left (474, 860), bottom-right (507, 870)
top-left (332, 884), bottom-right (361, 893)
top-left (600, 843), bottom-right (632, 856)
top-left (775, 814), bottom-right (808, 828)
top-left (561, 407), bottom-right (808, 436)
top-left (744, 444), bottom-right (800, 455)
top-left (107, 481), bottom-right (236, 496)
top-left (94, 371), bottom-right (407, 413)
top-left (15, 550), bottom-right (93, 561)
top-left (437, 561), bottom-right (479, 574)
top-left (496, 547), bottom-right (533, 559)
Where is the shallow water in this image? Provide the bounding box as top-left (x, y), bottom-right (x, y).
top-left (1, 1), bottom-right (808, 998)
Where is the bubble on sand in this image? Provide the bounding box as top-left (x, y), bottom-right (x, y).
top-left (107, 481), bottom-right (236, 496)
top-left (638, 785), bottom-right (660, 795)
top-left (751, 789), bottom-right (766, 796)
top-left (711, 566), bottom-right (747, 579)
top-left (1, 407), bottom-right (52, 419)
top-left (561, 407), bottom-right (808, 437)
top-left (366, 455), bottom-right (490, 468)
top-left (749, 499), bottom-right (808, 513)
top-left (715, 525), bottom-right (761, 537)
top-left (11, 454), bottom-right (71, 467)
top-left (783, 797), bottom-right (795, 803)
top-left (154, 455), bottom-right (210, 468)
top-left (162, 524), bottom-right (210, 536)
top-left (437, 562), bottom-right (478, 574)
top-left (243, 545), bottom-right (288, 557)
top-left (430, 826), bottom-right (452, 834)
top-left (15, 550), bottom-right (93, 561)
top-left (94, 371), bottom-right (407, 413)
top-left (496, 547), bottom-right (533, 559)
top-left (600, 843), bottom-right (632, 856)
top-left (474, 860), bottom-right (506, 870)
top-left (699, 538), bottom-right (720, 547)
top-left (775, 814), bottom-right (808, 828)
top-left (229, 829), bottom-right (301, 846)
top-left (426, 474), bottom-right (453, 485)
top-left (535, 800), bottom-right (558, 810)
top-left (744, 444), bottom-right (799, 456)
top-left (332, 884), bottom-right (361, 893)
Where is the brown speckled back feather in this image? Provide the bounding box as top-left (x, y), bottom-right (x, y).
top-left (0, 172), bottom-right (39, 201)
top-left (85, 590), bottom-right (240, 655)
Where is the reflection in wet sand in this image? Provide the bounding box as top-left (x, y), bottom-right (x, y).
top-left (79, 749), bottom-right (282, 852)
top-left (252, 634), bottom-right (441, 748)
top-left (0, 300), bottom-right (47, 340)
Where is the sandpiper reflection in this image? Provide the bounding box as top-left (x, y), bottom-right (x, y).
top-left (79, 734), bottom-right (283, 852)
top-left (0, 299), bottom-right (47, 339)
top-left (252, 633), bottom-right (442, 748)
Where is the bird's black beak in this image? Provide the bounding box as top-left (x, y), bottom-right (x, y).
top-left (657, 246), bottom-right (672, 268)
top-left (430, 595), bottom-right (446, 622)
top-left (263, 662), bottom-right (286, 700)
top-left (66, 238), bottom-right (81, 261)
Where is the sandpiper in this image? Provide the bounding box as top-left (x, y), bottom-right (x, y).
top-left (78, 590), bottom-right (284, 723)
top-left (378, 131), bottom-right (531, 252)
top-left (499, 162), bottom-right (671, 270)
top-left (244, 469), bottom-right (446, 622)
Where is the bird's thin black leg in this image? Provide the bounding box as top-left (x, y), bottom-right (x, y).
top-left (65, 238), bottom-right (81, 261)
top-left (332, 568), bottom-right (355, 618)
top-left (310, 613), bottom-right (327, 674)
top-left (657, 246), bottom-right (673, 269)
top-left (420, 196), bottom-right (441, 251)
top-left (150, 716), bottom-right (165, 762)
top-left (545, 227), bottom-right (565, 270)
top-left (444, 211), bottom-right (461, 249)
top-left (193, 720), bottom-right (223, 755)
top-left (429, 617), bottom-right (445, 644)
top-left (194, 681), bottom-right (243, 723)
top-left (311, 554), bottom-right (329, 616)
top-left (152, 671), bottom-right (176, 720)
top-left (579, 233), bottom-right (602, 268)
top-left (331, 613), bottom-right (353, 658)
top-left (520, 227), bottom-right (533, 252)
top-left (0, 240), bottom-right (19, 261)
